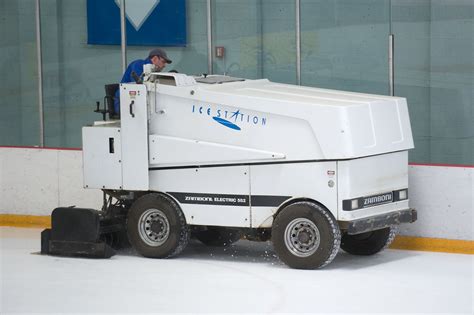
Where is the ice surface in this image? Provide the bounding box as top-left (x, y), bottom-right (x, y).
top-left (1, 227), bottom-right (473, 314)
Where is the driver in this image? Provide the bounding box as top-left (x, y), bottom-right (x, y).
top-left (114, 48), bottom-right (172, 114)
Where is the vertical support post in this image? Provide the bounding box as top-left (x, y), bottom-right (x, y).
top-left (296, 0), bottom-right (301, 85)
top-left (257, 0), bottom-right (264, 79)
top-left (389, 34), bottom-right (394, 96)
top-left (207, 0), bottom-right (213, 74)
top-left (120, 0), bottom-right (127, 73)
top-left (35, 0), bottom-right (44, 147)
top-left (388, 0), bottom-right (395, 96)
top-left (258, 0), bottom-right (263, 78)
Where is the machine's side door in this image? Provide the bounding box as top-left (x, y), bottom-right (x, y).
top-left (120, 83), bottom-right (149, 190)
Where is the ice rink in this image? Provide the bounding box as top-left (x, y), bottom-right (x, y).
top-left (1, 227), bottom-right (473, 314)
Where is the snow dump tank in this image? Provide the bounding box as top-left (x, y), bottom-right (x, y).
top-left (146, 74), bottom-right (413, 166)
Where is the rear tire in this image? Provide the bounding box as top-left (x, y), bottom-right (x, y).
top-left (127, 193), bottom-right (189, 258)
top-left (272, 201), bottom-right (341, 269)
top-left (194, 227), bottom-right (242, 246)
top-left (341, 226), bottom-right (398, 255)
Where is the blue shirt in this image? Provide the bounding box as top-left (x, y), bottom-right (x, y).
top-left (114, 57), bottom-right (152, 114)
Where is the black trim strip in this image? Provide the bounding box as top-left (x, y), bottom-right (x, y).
top-left (167, 192), bottom-right (291, 207)
top-left (169, 192), bottom-right (249, 206)
top-left (343, 189), bottom-right (408, 211)
top-left (251, 195), bottom-right (292, 207)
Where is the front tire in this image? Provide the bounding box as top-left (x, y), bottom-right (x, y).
top-left (272, 201), bottom-right (341, 269)
top-left (341, 226), bottom-right (398, 255)
top-left (127, 193), bottom-right (189, 258)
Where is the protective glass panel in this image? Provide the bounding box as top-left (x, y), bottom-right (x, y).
top-left (0, 0), bottom-right (39, 146)
top-left (300, 0), bottom-right (390, 95)
top-left (40, 0), bottom-right (122, 148)
top-left (212, 0), bottom-right (296, 83)
top-left (212, 0), bottom-right (261, 79)
top-left (126, 0), bottom-right (208, 77)
top-left (261, 0), bottom-right (296, 84)
top-left (392, 0), bottom-right (474, 165)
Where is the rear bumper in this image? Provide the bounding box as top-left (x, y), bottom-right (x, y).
top-left (339, 208), bottom-right (417, 235)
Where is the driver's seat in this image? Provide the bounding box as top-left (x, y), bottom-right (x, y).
top-left (104, 84), bottom-right (120, 120)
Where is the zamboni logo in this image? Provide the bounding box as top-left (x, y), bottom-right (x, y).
top-left (192, 105), bottom-right (267, 131)
top-left (363, 192), bottom-right (393, 207)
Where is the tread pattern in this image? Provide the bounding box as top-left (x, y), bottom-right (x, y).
top-left (127, 193), bottom-right (189, 258)
top-left (341, 225), bottom-right (399, 256)
top-left (300, 202), bottom-right (341, 268)
top-left (273, 201), bottom-right (341, 269)
top-left (383, 225), bottom-right (399, 250)
top-left (161, 193), bottom-right (190, 258)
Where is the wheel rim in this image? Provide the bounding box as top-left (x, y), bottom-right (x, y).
top-left (284, 218), bottom-right (321, 257)
top-left (138, 208), bottom-right (170, 246)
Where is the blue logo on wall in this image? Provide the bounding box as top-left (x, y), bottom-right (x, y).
top-left (87, 0), bottom-right (186, 46)
top-left (192, 105), bottom-right (267, 131)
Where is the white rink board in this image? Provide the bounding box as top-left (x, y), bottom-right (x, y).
top-left (0, 147), bottom-right (472, 240)
top-left (0, 148), bottom-right (101, 215)
top-left (402, 164), bottom-right (473, 240)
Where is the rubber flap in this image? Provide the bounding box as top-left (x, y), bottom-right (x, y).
top-left (50, 208), bottom-right (101, 242)
top-left (48, 240), bottom-right (116, 258)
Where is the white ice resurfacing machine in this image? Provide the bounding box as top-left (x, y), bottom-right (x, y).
top-left (41, 71), bottom-right (417, 269)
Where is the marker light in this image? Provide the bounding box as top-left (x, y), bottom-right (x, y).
top-left (351, 199), bottom-right (359, 210)
top-left (398, 189), bottom-right (408, 200)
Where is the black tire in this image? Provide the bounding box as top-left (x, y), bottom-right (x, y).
top-left (194, 227), bottom-right (242, 246)
top-left (272, 201), bottom-right (341, 269)
top-left (341, 226), bottom-right (398, 255)
top-left (127, 193), bottom-right (189, 258)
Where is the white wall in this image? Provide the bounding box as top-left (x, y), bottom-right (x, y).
top-left (402, 164), bottom-right (473, 240)
top-left (0, 148), bottom-right (102, 214)
top-left (0, 147), bottom-right (472, 241)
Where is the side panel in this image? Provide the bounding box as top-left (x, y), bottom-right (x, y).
top-left (344, 100), bottom-right (414, 157)
top-left (148, 134), bottom-right (284, 166)
top-left (149, 166), bottom-right (251, 227)
top-left (250, 162), bottom-right (338, 227)
top-left (82, 126), bottom-right (122, 189)
top-left (337, 151), bottom-right (410, 221)
top-left (146, 88), bottom-right (324, 163)
top-left (120, 84), bottom-right (149, 190)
